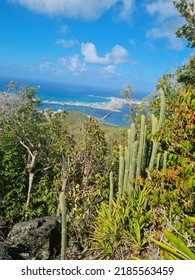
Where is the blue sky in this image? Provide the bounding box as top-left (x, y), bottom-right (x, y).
top-left (0, 0), bottom-right (193, 93)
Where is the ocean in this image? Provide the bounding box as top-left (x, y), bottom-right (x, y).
top-left (0, 77), bottom-right (149, 126)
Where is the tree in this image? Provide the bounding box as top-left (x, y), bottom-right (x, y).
top-left (0, 128), bottom-right (27, 223)
top-left (0, 84), bottom-right (72, 219)
top-left (77, 115), bottom-right (108, 189)
top-left (173, 0), bottom-right (195, 47)
top-left (120, 84), bottom-right (133, 100)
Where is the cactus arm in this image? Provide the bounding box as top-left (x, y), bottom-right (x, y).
top-left (118, 155), bottom-right (124, 198)
top-left (60, 192), bottom-right (67, 260)
top-left (136, 114), bottom-right (146, 179)
top-left (109, 171), bottom-right (114, 211)
top-left (149, 114), bottom-right (159, 169)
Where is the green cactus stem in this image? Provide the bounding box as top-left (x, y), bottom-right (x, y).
top-left (124, 139), bottom-right (130, 194)
top-left (109, 171), bottom-right (114, 211)
top-left (136, 114), bottom-right (146, 180)
top-left (129, 140), bottom-right (138, 191)
top-left (60, 192), bottom-right (67, 260)
top-left (156, 153), bottom-right (161, 170)
top-left (163, 151), bottom-right (168, 170)
top-left (118, 154), bottom-right (124, 199)
top-left (158, 88), bottom-right (165, 130)
top-left (149, 89), bottom-right (165, 170)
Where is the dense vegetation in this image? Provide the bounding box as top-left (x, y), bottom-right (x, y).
top-left (0, 1), bottom-right (194, 259)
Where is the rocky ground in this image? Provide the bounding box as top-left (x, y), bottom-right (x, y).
top-left (0, 216), bottom-right (62, 260)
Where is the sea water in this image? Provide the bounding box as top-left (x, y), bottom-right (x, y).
top-left (0, 78), bottom-right (149, 126)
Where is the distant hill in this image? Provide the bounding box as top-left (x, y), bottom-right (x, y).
top-left (66, 110), bottom-right (127, 145)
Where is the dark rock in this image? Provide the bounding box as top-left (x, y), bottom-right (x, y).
top-left (7, 216), bottom-right (61, 260)
top-left (0, 242), bottom-right (12, 260)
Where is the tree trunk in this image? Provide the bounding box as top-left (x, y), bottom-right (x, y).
top-left (25, 153), bottom-right (36, 219)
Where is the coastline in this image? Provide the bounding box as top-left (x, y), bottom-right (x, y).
top-left (42, 97), bottom-right (140, 112)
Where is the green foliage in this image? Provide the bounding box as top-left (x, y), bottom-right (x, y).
top-left (149, 85), bottom-right (195, 217)
top-left (91, 186), bottom-right (151, 259)
top-left (173, 0), bottom-right (195, 48)
top-left (0, 47), bottom-right (194, 261)
top-left (176, 55), bottom-right (195, 86)
top-left (66, 183), bottom-right (105, 252)
top-left (77, 115), bottom-right (108, 188)
top-left (0, 129), bottom-right (27, 222)
top-left (120, 84), bottom-right (133, 100)
top-left (0, 85), bottom-right (73, 222)
top-left (151, 217), bottom-right (195, 260)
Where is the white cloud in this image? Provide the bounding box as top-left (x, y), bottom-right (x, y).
top-left (145, 0), bottom-right (184, 50)
top-left (81, 42), bottom-right (128, 65)
top-left (99, 65), bottom-right (117, 78)
top-left (39, 61), bottom-right (52, 70)
top-left (145, 0), bottom-right (178, 22)
top-left (9, 0), bottom-right (134, 20)
top-left (117, 0), bottom-right (135, 20)
top-left (81, 42), bottom-right (110, 64)
top-left (56, 39), bottom-right (77, 48)
top-left (146, 19), bottom-right (184, 50)
top-left (102, 65), bottom-right (116, 74)
top-left (110, 45), bottom-right (128, 64)
top-left (58, 55), bottom-right (87, 74)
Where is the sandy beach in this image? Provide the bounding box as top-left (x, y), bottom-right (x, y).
top-left (42, 97), bottom-right (140, 112)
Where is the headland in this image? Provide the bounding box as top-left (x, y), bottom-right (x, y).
top-left (42, 97), bottom-right (140, 112)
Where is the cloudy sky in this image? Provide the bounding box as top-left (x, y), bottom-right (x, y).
top-left (0, 0), bottom-right (193, 92)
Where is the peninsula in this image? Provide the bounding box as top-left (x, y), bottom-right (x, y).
top-left (42, 97), bottom-right (140, 112)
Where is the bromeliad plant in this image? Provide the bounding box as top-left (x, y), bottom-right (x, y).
top-left (150, 217), bottom-right (195, 260)
top-left (91, 187), bottom-right (152, 259)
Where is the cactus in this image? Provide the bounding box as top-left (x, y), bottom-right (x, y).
top-left (136, 114), bottom-right (146, 180)
top-left (129, 140), bottom-right (138, 188)
top-left (123, 142), bottom-right (130, 194)
top-left (110, 89), bottom-right (166, 200)
top-left (114, 115), bottom-right (148, 198)
top-left (118, 153), bottom-right (124, 198)
top-left (158, 88), bottom-right (165, 130)
top-left (156, 153), bottom-right (161, 170)
top-left (161, 150), bottom-right (168, 190)
top-left (149, 90), bottom-right (165, 169)
top-left (148, 114), bottom-right (159, 169)
top-left (109, 171), bottom-right (114, 211)
top-left (163, 151), bottom-right (168, 170)
top-left (128, 124), bottom-right (136, 189)
top-left (60, 192), bottom-right (67, 260)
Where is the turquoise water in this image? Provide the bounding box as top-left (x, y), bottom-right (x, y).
top-left (38, 82), bottom-right (130, 126)
top-left (0, 78), bottom-right (149, 126)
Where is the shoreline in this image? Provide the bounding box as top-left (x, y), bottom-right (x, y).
top-left (42, 97), bottom-right (140, 112)
top-left (1, 91), bottom-right (140, 113)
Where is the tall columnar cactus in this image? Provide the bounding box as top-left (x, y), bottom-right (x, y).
top-left (110, 89), bottom-right (166, 200)
top-left (148, 114), bottom-right (159, 169)
top-left (129, 124), bottom-right (136, 185)
top-left (60, 192), bottom-right (67, 260)
top-left (129, 140), bottom-right (138, 187)
top-left (115, 115), bottom-right (148, 198)
top-left (124, 141), bottom-right (130, 194)
top-left (163, 151), bottom-right (168, 170)
top-left (118, 146), bottom-right (124, 198)
top-left (109, 171), bottom-right (114, 211)
top-left (136, 114), bottom-right (146, 180)
top-left (149, 89), bottom-right (165, 169)
top-left (161, 150), bottom-right (168, 190)
top-left (158, 88), bottom-right (165, 130)
top-left (156, 153), bottom-right (161, 170)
